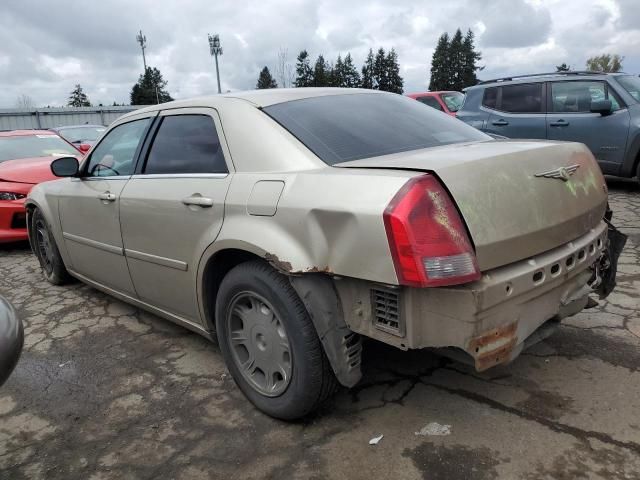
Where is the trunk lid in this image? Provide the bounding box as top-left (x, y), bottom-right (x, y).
top-left (337, 140), bottom-right (608, 271)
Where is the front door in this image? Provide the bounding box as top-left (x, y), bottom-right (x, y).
top-left (546, 80), bottom-right (630, 174)
top-left (119, 109), bottom-right (232, 323)
top-left (58, 116), bottom-right (153, 294)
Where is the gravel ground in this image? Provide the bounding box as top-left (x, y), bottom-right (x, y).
top-left (0, 178), bottom-right (639, 480)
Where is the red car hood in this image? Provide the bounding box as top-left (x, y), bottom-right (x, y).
top-left (0, 156), bottom-right (64, 184)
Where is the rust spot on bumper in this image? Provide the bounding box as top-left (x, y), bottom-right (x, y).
top-left (265, 253), bottom-right (293, 272)
top-left (468, 322), bottom-right (518, 372)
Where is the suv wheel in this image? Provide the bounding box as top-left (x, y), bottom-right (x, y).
top-left (215, 260), bottom-right (338, 420)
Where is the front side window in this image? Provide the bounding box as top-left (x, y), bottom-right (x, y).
top-left (551, 81), bottom-right (611, 112)
top-left (0, 135), bottom-right (78, 163)
top-left (440, 92), bottom-right (464, 112)
top-left (614, 75), bottom-right (640, 103)
top-left (85, 118), bottom-right (150, 177)
top-left (143, 115), bottom-right (227, 175)
top-left (500, 83), bottom-right (543, 113)
top-left (264, 93), bottom-right (489, 165)
top-left (482, 87), bottom-right (498, 109)
top-left (417, 96), bottom-right (444, 111)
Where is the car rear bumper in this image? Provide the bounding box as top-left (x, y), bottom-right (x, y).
top-left (334, 221), bottom-right (608, 370)
top-left (0, 199), bottom-right (28, 243)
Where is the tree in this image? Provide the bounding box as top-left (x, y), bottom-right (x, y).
top-left (67, 84), bottom-right (91, 107)
top-left (460, 29), bottom-right (482, 88)
top-left (332, 54), bottom-right (345, 87)
top-left (448, 29), bottom-right (465, 91)
top-left (373, 47), bottom-right (387, 90)
top-left (343, 53), bottom-right (361, 88)
top-left (295, 50), bottom-right (314, 87)
top-left (276, 48), bottom-right (294, 88)
top-left (15, 94), bottom-right (34, 109)
top-left (256, 66), bottom-right (277, 89)
top-left (130, 67), bottom-right (173, 105)
top-left (556, 63), bottom-right (571, 72)
top-left (313, 55), bottom-right (330, 87)
top-left (384, 49), bottom-right (404, 93)
top-left (361, 49), bottom-right (375, 89)
top-left (586, 54), bottom-right (624, 73)
top-left (429, 33), bottom-right (450, 91)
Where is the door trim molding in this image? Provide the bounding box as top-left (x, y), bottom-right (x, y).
top-left (62, 232), bottom-right (124, 256)
top-left (125, 248), bottom-right (188, 271)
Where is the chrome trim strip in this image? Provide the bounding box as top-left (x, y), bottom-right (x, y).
top-left (129, 173), bottom-right (228, 179)
top-left (125, 249), bottom-right (188, 271)
top-left (71, 176), bottom-right (132, 182)
top-left (62, 232), bottom-right (124, 255)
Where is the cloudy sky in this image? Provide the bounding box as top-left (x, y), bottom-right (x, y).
top-left (1, 0), bottom-right (639, 107)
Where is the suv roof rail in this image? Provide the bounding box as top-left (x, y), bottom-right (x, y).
top-left (477, 71), bottom-right (613, 85)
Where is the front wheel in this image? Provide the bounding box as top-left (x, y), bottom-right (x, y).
top-left (30, 209), bottom-right (71, 285)
top-left (215, 260), bottom-right (338, 420)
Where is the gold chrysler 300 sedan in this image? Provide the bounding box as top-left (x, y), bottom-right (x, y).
top-left (26, 88), bottom-right (615, 419)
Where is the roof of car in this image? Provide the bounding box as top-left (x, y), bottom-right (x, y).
top-left (465, 71), bottom-right (627, 91)
top-left (0, 130), bottom-right (57, 137)
top-left (122, 88), bottom-right (385, 120)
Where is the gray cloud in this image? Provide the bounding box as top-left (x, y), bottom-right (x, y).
top-left (477, 0), bottom-right (552, 48)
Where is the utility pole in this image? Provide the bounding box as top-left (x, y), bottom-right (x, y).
top-left (208, 34), bottom-right (223, 94)
top-left (136, 30), bottom-right (147, 71)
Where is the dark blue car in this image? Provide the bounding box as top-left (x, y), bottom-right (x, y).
top-left (457, 71), bottom-right (640, 184)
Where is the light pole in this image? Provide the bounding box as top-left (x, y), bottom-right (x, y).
top-left (136, 30), bottom-right (147, 71)
top-left (208, 34), bottom-right (223, 94)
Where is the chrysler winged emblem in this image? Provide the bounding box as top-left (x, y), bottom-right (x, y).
top-left (534, 164), bottom-right (580, 182)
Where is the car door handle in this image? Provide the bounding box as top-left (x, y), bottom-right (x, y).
top-left (550, 120), bottom-right (570, 127)
top-left (182, 195), bottom-right (214, 208)
top-left (97, 192), bottom-right (116, 202)
top-left (492, 119), bottom-right (509, 126)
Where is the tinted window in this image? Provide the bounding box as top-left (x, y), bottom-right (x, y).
top-left (482, 87), bottom-right (498, 109)
top-left (264, 93), bottom-right (489, 165)
top-left (500, 83), bottom-right (543, 113)
top-left (0, 135), bottom-right (78, 162)
top-left (85, 119), bottom-right (150, 177)
top-left (416, 96), bottom-right (444, 111)
top-left (144, 115), bottom-right (227, 174)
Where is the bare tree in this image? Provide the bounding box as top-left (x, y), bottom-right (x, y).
top-left (275, 48), bottom-right (295, 88)
top-left (15, 94), bottom-right (35, 110)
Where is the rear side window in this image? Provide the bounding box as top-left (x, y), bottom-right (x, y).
top-left (264, 93), bottom-right (489, 165)
top-left (144, 115), bottom-right (227, 174)
top-left (482, 87), bottom-right (498, 109)
top-left (500, 83), bottom-right (543, 113)
top-left (416, 96), bottom-right (444, 111)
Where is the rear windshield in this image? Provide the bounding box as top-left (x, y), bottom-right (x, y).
top-left (615, 75), bottom-right (640, 102)
top-left (263, 93), bottom-right (489, 165)
top-left (0, 135), bottom-right (78, 163)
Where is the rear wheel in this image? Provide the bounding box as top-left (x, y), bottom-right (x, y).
top-left (215, 260), bottom-right (338, 420)
top-left (31, 209), bottom-right (71, 285)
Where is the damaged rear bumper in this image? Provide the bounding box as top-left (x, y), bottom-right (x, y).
top-left (334, 221), bottom-right (610, 371)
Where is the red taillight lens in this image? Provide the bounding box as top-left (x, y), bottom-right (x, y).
top-left (383, 174), bottom-right (480, 287)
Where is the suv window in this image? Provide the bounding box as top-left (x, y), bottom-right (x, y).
top-left (551, 81), bottom-right (620, 112)
top-left (85, 118), bottom-right (150, 177)
top-left (616, 75), bottom-right (640, 102)
top-left (417, 96), bottom-right (444, 111)
top-left (143, 115), bottom-right (227, 174)
top-left (500, 83), bottom-right (543, 113)
top-left (482, 87), bottom-right (498, 109)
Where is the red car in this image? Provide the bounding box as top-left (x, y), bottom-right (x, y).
top-left (406, 91), bottom-right (465, 116)
top-left (0, 130), bottom-right (81, 243)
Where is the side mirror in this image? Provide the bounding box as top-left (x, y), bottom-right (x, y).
top-left (591, 99), bottom-right (612, 116)
top-left (78, 143), bottom-right (91, 154)
top-left (51, 157), bottom-right (80, 177)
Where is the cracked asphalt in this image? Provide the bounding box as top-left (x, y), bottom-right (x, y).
top-left (1, 179), bottom-right (639, 480)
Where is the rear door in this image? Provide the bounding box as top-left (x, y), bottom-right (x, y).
top-left (485, 83), bottom-right (547, 139)
top-left (119, 108), bottom-right (232, 323)
top-left (58, 115), bottom-right (153, 294)
top-left (546, 80), bottom-right (630, 174)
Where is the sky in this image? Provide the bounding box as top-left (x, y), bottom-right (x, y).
top-left (1, 0), bottom-right (639, 107)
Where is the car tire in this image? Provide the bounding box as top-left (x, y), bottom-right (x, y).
top-left (31, 209), bottom-right (72, 285)
top-left (215, 260), bottom-right (338, 420)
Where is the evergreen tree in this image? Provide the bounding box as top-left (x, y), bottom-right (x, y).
top-left (448, 29), bottom-right (465, 91)
top-left (313, 55), bottom-right (330, 87)
top-left (332, 55), bottom-right (345, 87)
top-left (384, 49), bottom-right (404, 93)
top-left (256, 66), bottom-right (277, 89)
top-left (556, 63), bottom-right (571, 72)
top-left (461, 29), bottom-right (482, 88)
top-left (130, 67), bottom-right (173, 105)
top-left (294, 50), bottom-right (314, 87)
top-left (343, 53), bottom-right (361, 88)
top-left (361, 49), bottom-right (375, 89)
top-left (373, 47), bottom-right (387, 90)
top-left (429, 33), bottom-right (450, 91)
top-left (67, 84), bottom-right (91, 107)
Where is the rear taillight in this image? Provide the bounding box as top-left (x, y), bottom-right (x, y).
top-left (383, 174), bottom-right (480, 287)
